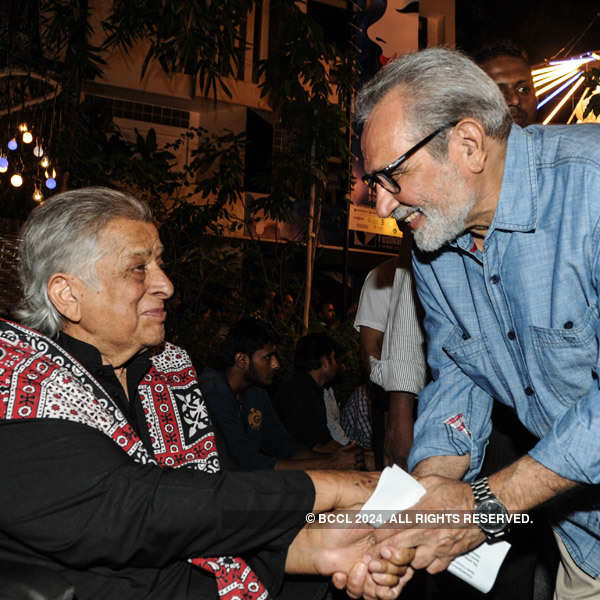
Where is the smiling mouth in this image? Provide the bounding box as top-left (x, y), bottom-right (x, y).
top-left (404, 210), bottom-right (420, 223)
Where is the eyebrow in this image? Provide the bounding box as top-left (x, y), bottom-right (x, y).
top-left (125, 245), bottom-right (164, 260)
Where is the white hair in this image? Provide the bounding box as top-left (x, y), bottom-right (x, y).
top-left (355, 47), bottom-right (512, 157)
top-left (16, 187), bottom-right (152, 337)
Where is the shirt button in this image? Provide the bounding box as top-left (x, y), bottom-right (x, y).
top-left (563, 321), bottom-right (573, 329)
top-left (525, 386), bottom-right (535, 396)
top-left (490, 274), bottom-right (500, 284)
top-left (507, 331), bottom-right (516, 340)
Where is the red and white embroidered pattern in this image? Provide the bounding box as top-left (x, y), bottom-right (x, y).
top-left (0, 320), bottom-right (267, 599)
top-left (140, 343), bottom-right (220, 472)
top-left (443, 413), bottom-right (472, 438)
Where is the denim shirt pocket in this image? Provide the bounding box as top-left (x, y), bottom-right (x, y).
top-left (530, 305), bottom-right (599, 405)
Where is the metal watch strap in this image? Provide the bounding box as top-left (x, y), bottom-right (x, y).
top-left (471, 477), bottom-right (510, 543)
top-left (471, 476), bottom-right (494, 503)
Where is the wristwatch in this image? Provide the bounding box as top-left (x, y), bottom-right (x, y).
top-left (470, 477), bottom-right (510, 543)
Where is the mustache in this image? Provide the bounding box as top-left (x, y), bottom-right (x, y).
top-left (509, 106), bottom-right (527, 121)
top-left (391, 206), bottom-right (422, 221)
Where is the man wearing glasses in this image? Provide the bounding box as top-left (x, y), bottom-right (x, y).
top-left (356, 47), bottom-right (600, 599)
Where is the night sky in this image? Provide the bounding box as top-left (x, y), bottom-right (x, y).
top-left (456, 0), bottom-right (600, 65)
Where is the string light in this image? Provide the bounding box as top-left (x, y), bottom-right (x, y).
top-left (1, 71), bottom-right (62, 193)
top-left (10, 172), bottom-right (23, 187)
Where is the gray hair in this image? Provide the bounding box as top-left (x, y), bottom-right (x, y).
top-left (355, 47), bottom-right (512, 158)
top-left (16, 187), bottom-right (153, 338)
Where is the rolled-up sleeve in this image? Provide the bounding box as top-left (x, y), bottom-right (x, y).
top-left (528, 388), bottom-right (600, 483)
top-left (408, 257), bottom-right (493, 480)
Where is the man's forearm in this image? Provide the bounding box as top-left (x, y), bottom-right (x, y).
top-left (384, 392), bottom-right (415, 468)
top-left (313, 439), bottom-right (343, 453)
top-left (411, 454), bottom-right (470, 480)
top-left (489, 454), bottom-right (577, 511)
top-left (305, 470), bottom-right (379, 513)
top-left (412, 453), bottom-right (577, 512)
top-left (275, 456), bottom-right (339, 470)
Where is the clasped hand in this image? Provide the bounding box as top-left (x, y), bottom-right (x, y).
top-left (372, 474), bottom-right (485, 575)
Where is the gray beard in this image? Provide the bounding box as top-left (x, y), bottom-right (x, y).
top-left (393, 196), bottom-right (476, 253)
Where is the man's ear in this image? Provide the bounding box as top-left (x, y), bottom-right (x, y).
top-left (234, 352), bottom-right (250, 370)
top-left (47, 273), bottom-right (84, 323)
top-left (449, 119), bottom-right (487, 173)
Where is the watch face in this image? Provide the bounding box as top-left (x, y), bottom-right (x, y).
top-left (475, 499), bottom-right (509, 534)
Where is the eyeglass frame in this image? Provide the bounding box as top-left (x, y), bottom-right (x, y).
top-left (362, 121), bottom-right (459, 194)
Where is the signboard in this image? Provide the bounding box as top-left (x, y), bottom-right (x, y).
top-left (348, 204), bottom-right (403, 238)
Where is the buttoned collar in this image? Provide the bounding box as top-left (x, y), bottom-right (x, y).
top-left (450, 125), bottom-right (538, 252)
top-left (489, 124), bottom-right (538, 233)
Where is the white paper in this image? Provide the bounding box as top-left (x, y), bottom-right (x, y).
top-left (448, 541), bottom-right (511, 593)
top-left (360, 464), bottom-right (425, 515)
top-left (360, 466), bottom-right (511, 594)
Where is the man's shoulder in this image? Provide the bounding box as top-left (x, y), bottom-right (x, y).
top-left (151, 341), bottom-right (194, 373)
top-left (367, 257), bottom-right (397, 290)
top-left (528, 123), bottom-right (600, 167)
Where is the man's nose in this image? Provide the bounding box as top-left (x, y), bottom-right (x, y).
top-left (152, 265), bottom-right (175, 299)
top-left (375, 186), bottom-right (400, 218)
top-left (271, 356), bottom-right (280, 370)
top-left (502, 88), bottom-right (520, 106)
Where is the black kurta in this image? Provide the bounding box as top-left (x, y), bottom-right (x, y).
top-left (0, 334), bottom-right (315, 599)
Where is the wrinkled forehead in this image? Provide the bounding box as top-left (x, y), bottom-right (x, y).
top-left (97, 218), bottom-right (162, 260)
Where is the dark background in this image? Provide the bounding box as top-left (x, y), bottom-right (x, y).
top-left (456, 0), bottom-right (600, 65)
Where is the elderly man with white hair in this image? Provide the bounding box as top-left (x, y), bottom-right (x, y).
top-left (0, 187), bottom-right (413, 600)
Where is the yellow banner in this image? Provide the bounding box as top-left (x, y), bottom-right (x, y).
top-left (348, 204), bottom-right (403, 238)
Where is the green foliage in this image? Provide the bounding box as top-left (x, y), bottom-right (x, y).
top-left (256, 0), bottom-right (358, 223)
top-left (103, 0), bottom-right (255, 98)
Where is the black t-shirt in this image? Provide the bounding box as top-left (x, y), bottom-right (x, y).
top-left (276, 372), bottom-right (332, 449)
top-left (0, 336), bottom-right (315, 599)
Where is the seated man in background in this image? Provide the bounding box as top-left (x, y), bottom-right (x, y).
top-left (0, 187), bottom-right (413, 600)
top-left (277, 333), bottom-right (372, 469)
top-left (201, 318), bottom-right (363, 470)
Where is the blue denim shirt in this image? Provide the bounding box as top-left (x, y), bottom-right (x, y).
top-left (408, 123), bottom-right (600, 577)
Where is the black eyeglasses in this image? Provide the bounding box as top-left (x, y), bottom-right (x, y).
top-left (362, 122), bottom-right (458, 194)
